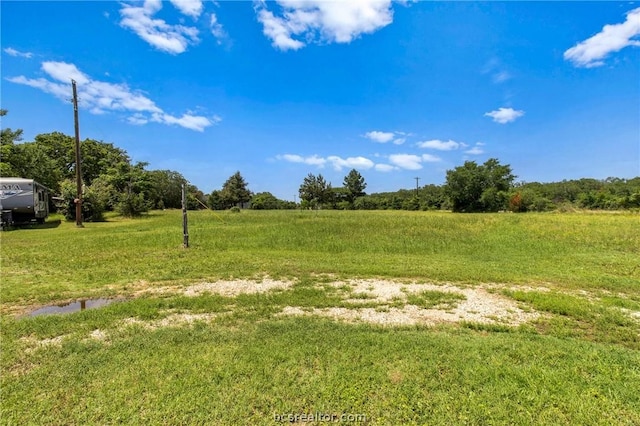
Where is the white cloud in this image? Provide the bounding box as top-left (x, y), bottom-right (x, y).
top-left (278, 154), bottom-right (374, 171)
top-left (327, 155), bottom-right (374, 171)
top-left (388, 154), bottom-right (423, 170)
top-left (3, 47), bottom-right (33, 58)
top-left (278, 153), bottom-right (421, 173)
top-left (482, 58), bottom-right (512, 84)
top-left (127, 113), bottom-right (149, 125)
top-left (257, 9), bottom-right (305, 51)
top-left (464, 144), bottom-right (484, 155)
top-left (492, 70), bottom-right (511, 83)
top-left (278, 154), bottom-right (327, 167)
top-left (169, 0), bottom-right (203, 18)
top-left (119, 0), bottom-right (200, 54)
top-left (42, 61), bottom-right (90, 85)
top-left (8, 61), bottom-right (217, 132)
top-left (5, 76), bottom-right (70, 100)
top-left (484, 107), bottom-right (524, 124)
top-left (210, 13), bottom-right (227, 44)
top-left (256, 0), bottom-right (394, 51)
top-left (151, 112), bottom-right (213, 132)
top-left (564, 7), bottom-right (640, 68)
top-left (417, 139), bottom-right (462, 151)
top-left (365, 130), bottom-right (407, 144)
top-left (365, 130), bottom-right (395, 143)
top-left (374, 163), bottom-right (396, 172)
top-left (421, 154), bottom-right (441, 163)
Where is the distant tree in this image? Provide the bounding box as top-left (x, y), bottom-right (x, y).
top-left (354, 196), bottom-right (379, 210)
top-left (220, 171), bottom-right (251, 208)
top-left (444, 158), bottom-right (515, 212)
top-left (59, 178), bottom-right (111, 222)
top-left (343, 169), bottom-right (367, 205)
top-left (251, 192), bottom-right (281, 210)
top-left (186, 184), bottom-right (207, 210)
top-left (100, 161), bottom-right (152, 217)
top-left (299, 173), bottom-right (332, 209)
top-left (208, 190), bottom-right (224, 210)
top-left (402, 197), bottom-right (421, 211)
top-left (421, 184), bottom-right (446, 210)
top-left (148, 169), bottom-right (187, 209)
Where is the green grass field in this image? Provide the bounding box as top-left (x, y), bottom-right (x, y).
top-left (1, 210), bottom-right (639, 424)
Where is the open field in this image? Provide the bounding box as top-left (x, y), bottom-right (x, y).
top-left (1, 210), bottom-right (639, 424)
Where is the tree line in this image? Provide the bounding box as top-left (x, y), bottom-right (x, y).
top-left (2, 110), bottom-right (638, 218)
top-left (294, 162), bottom-right (640, 212)
top-left (222, 159), bottom-right (639, 213)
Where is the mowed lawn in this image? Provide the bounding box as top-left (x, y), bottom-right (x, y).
top-left (1, 210), bottom-right (639, 424)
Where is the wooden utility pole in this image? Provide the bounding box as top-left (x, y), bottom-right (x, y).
top-left (414, 177), bottom-right (420, 198)
top-left (72, 79), bottom-right (84, 227)
top-left (182, 184), bottom-right (189, 248)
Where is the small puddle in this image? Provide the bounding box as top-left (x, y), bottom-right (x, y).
top-left (29, 298), bottom-right (121, 317)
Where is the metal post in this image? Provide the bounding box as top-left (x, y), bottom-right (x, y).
top-left (182, 184), bottom-right (189, 248)
top-left (72, 80), bottom-right (83, 227)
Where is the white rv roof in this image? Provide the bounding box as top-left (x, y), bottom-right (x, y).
top-left (0, 178), bottom-right (35, 184)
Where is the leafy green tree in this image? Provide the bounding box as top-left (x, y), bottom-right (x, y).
top-left (251, 192), bottom-right (281, 210)
top-left (100, 161), bottom-right (152, 217)
top-left (444, 158), bottom-right (515, 212)
top-left (186, 184), bottom-right (207, 210)
top-left (0, 110), bottom-right (23, 177)
top-left (299, 173), bottom-right (332, 209)
top-left (148, 170), bottom-right (187, 209)
top-left (33, 132), bottom-right (130, 186)
top-left (208, 190), bottom-right (224, 210)
top-left (220, 171), bottom-right (251, 209)
top-left (343, 169), bottom-right (367, 205)
top-left (5, 143), bottom-right (62, 191)
top-left (421, 184), bottom-right (446, 210)
top-left (354, 196), bottom-right (379, 210)
top-left (80, 139), bottom-right (130, 185)
top-left (402, 197), bottom-right (421, 211)
top-left (59, 178), bottom-right (111, 222)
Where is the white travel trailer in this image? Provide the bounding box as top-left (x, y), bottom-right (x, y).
top-left (0, 177), bottom-right (49, 227)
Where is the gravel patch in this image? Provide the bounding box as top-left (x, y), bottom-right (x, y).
top-left (621, 308), bottom-right (640, 323)
top-left (183, 278), bottom-right (293, 297)
top-left (120, 312), bottom-right (220, 330)
top-left (88, 329), bottom-right (108, 341)
top-left (283, 279), bottom-right (540, 326)
top-left (19, 334), bottom-right (69, 354)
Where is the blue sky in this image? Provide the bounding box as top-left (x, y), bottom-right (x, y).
top-left (2, 1), bottom-right (639, 200)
